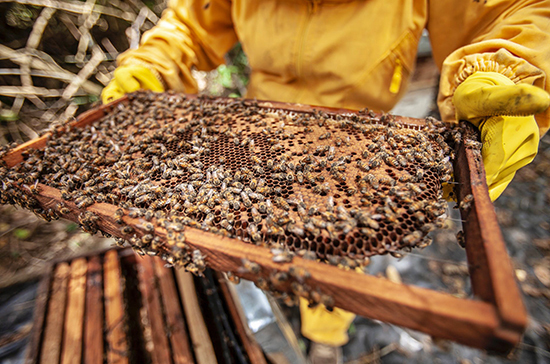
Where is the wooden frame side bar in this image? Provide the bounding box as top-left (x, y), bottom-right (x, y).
top-left (454, 123), bottom-right (527, 348)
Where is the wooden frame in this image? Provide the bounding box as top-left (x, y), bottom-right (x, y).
top-left (8, 95), bottom-right (526, 354)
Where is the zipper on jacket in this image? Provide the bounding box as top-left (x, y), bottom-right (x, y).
top-left (296, 0), bottom-right (320, 78)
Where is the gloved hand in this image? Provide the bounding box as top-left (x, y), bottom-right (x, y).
top-left (101, 64), bottom-right (164, 104)
top-left (453, 71), bottom-right (550, 201)
top-left (299, 298), bottom-right (355, 347)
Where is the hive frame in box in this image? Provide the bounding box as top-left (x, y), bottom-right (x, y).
top-left (24, 247), bottom-right (267, 364)
top-left (2, 95), bottom-right (526, 354)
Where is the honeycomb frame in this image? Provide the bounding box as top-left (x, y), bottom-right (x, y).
top-left (0, 92), bottom-right (526, 353)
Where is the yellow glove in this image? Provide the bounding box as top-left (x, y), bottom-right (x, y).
top-left (453, 72), bottom-right (550, 201)
top-left (299, 298), bottom-right (355, 347)
top-left (101, 64), bottom-right (164, 104)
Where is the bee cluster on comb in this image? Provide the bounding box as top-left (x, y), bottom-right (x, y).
top-left (0, 91), bottom-right (461, 287)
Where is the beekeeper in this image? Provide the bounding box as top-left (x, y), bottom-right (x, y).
top-left (102, 0), bottom-right (550, 362)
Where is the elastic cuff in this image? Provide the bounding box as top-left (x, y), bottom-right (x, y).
top-left (438, 48), bottom-right (545, 125)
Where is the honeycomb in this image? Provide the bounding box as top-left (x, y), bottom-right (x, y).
top-left (0, 91), bottom-right (454, 270)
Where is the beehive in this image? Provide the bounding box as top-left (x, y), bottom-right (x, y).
top-left (0, 91), bottom-right (454, 268)
top-left (0, 92), bottom-right (527, 353)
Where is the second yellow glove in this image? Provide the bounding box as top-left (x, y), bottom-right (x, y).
top-left (453, 72), bottom-right (550, 201)
top-left (101, 64), bottom-right (164, 104)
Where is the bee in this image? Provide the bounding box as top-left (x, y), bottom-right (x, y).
top-left (378, 176), bottom-right (395, 186)
top-left (360, 227), bottom-right (377, 239)
top-left (220, 219), bottom-right (233, 231)
top-left (456, 230), bottom-right (466, 248)
top-left (308, 290), bottom-right (321, 308)
top-left (252, 165), bottom-right (264, 174)
top-left (250, 178), bottom-right (258, 190)
top-left (296, 171), bottom-right (304, 184)
top-left (76, 196), bottom-right (94, 209)
top-left (128, 209), bottom-right (143, 218)
top-left (464, 139), bottom-right (482, 150)
top-left (231, 200), bottom-right (241, 211)
top-left (195, 204), bottom-right (210, 215)
top-left (247, 223), bottom-right (262, 243)
top-left (418, 236), bottom-right (433, 249)
top-left (407, 183), bottom-right (424, 195)
top-left (120, 225), bottom-right (133, 234)
top-left (332, 171), bottom-right (346, 182)
top-left (321, 295), bottom-right (335, 312)
top-left (271, 248), bottom-right (294, 263)
top-left (289, 266), bottom-right (311, 283)
top-left (240, 137), bottom-right (251, 147)
top-left (142, 234), bottom-right (154, 245)
top-left (240, 259), bottom-right (261, 274)
top-left (367, 156), bottom-right (381, 168)
top-left (357, 160), bottom-right (369, 172)
top-left (142, 222), bottom-right (154, 232)
top-left (290, 282), bottom-right (309, 298)
top-left (285, 171), bottom-right (295, 182)
top-left (295, 249), bottom-right (316, 260)
top-left (57, 202), bottom-right (70, 215)
top-left (402, 230), bottom-right (422, 245)
top-left (249, 207), bottom-right (262, 224)
top-left (414, 211), bottom-right (426, 223)
top-left (203, 213), bottom-right (215, 226)
top-left (303, 171), bottom-right (316, 184)
top-left (269, 271), bottom-right (289, 286)
top-left (407, 200), bottom-right (425, 212)
top-left (254, 277), bottom-right (269, 290)
top-left (192, 250), bottom-right (207, 271)
top-left (135, 194), bottom-right (151, 205)
top-left (276, 212), bottom-right (293, 226)
top-left (225, 271), bottom-right (241, 284)
top-left (384, 156), bottom-right (400, 168)
top-left (319, 132), bottom-right (331, 140)
top-left (459, 194), bottom-right (474, 210)
top-left (362, 215), bottom-right (380, 230)
top-left (239, 192), bottom-right (251, 208)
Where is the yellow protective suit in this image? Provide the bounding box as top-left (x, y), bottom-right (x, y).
top-left (110, 0), bottom-right (550, 346)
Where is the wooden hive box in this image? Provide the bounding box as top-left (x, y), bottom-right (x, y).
top-left (25, 248), bottom-right (267, 364)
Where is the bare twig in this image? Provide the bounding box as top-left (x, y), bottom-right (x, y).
top-left (42, 45), bottom-right (106, 121)
top-left (0, 0), bottom-right (137, 22)
top-left (16, 121), bottom-right (40, 140)
top-left (58, 12), bottom-right (82, 40)
top-left (14, 7), bottom-right (56, 113)
top-left (344, 343), bottom-right (398, 364)
top-left (0, 45), bottom-right (103, 95)
top-left (129, 7), bottom-right (148, 49)
top-left (126, 0), bottom-right (159, 23)
top-left (27, 7), bottom-right (56, 49)
top-left (64, 45), bottom-right (106, 100)
top-left (75, 0), bottom-right (99, 63)
top-left (0, 86), bottom-right (89, 98)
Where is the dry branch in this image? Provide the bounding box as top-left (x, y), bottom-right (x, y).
top-left (0, 86), bottom-right (89, 98)
top-left (75, 0), bottom-right (100, 63)
top-left (16, 7), bottom-right (57, 112)
top-left (129, 7), bottom-right (147, 49)
top-left (0, 45), bottom-right (103, 95)
top-left (0, 0), bottom-right (137, 22)
top-left (42, 45), bottom-right (106, 121)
